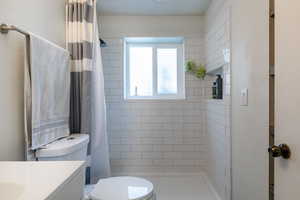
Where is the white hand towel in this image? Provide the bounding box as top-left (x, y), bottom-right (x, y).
top-left (24, 34), bottom-right (70, 150)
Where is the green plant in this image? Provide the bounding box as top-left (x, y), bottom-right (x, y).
top-left (186, 61), bottom-right (197, 73)
top-left (196, 65), bottom-right (206, 79)
top-left (186, 61), bottom-right (206, 80)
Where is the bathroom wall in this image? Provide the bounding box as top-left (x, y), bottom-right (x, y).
top-left (0, 0), bottom-right (66, 161)
top-left (99, 16), bottom-right (212, 174)
top-left (230, 0), bottom-right (269, 199)
top-left (204, 1), bottom-right (231, 200)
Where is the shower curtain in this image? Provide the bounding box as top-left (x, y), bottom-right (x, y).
top-left (66, 0), bottom-right (111, 183)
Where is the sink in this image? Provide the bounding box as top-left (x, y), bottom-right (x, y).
top-left (0, 182), bottom-right (24, 199)
top-left (0, 161), bottom-right (86, 200)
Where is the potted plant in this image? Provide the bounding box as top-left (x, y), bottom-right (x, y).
top-left (186, 61), bottom-right (206, 80)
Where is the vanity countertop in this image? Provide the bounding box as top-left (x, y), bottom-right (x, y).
top-left (0, 161), bottom-right (85, 200)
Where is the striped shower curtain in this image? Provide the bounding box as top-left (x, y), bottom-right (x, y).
top-left (66, 0), bottom-right (111, 183)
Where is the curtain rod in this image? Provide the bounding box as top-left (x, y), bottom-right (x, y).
top-left (0, 23), bottom-right (29, 37)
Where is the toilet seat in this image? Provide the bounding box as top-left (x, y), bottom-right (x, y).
top-left (90, 176), bottom-right (154, 200)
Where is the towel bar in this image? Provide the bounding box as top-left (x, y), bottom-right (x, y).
top-left (0, 23), bottom-right (29, 37)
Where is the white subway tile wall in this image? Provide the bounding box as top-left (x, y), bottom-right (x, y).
top-left (205, 0), bottom-right (231, 72)
top-left (204, 0), bottom-right (231, 200)
top-left (102, 37), bottom-right (212, 174)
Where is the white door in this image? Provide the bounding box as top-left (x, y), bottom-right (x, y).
top-left (275, 1), bottom-right (300, 199)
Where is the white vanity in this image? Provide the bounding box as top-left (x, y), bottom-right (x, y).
top-left (0, 161), bottom-right (86, 200)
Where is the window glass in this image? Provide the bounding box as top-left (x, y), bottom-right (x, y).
top-left (157, 48), bottom-right (178, 94)
top-left (129, 47), bottom-right (153, 96)
top-left (124, 37), bottom-right (185, 100)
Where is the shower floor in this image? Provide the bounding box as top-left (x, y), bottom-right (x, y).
top-left (84, 173), bottom-right (218, 200)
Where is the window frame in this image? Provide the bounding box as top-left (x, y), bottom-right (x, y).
top-left (124, 38), bottom-right (185, 100)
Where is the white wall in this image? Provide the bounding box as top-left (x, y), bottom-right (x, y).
top-left (0, 0), bottom-right (66, 161)
top-left (99, 16), bottom-right (205, 38)
top-left (204, 1), bottom-right (231, 199)
top-left (99, 16), bottom-right (212, 174)
top-left (231, 0), bottom-right (269, 199)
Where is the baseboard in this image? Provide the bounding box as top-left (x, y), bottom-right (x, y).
top-left (202, 173), bottom-right (222, 200)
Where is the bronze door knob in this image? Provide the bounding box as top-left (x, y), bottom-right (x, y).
top-left (268, 144), bottom-right (291, 159)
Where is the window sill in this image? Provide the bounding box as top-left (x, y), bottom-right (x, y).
top-left (124, 96), bottom-right (186, 102)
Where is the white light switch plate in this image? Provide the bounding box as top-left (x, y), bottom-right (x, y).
top-left (240, 88), bottom-right (248, 106)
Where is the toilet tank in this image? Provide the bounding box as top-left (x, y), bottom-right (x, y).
top-left (36, 134), bottom-right (89, 161)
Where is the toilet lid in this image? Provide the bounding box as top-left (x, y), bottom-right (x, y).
top-left (90, 176), bottom-right (154, 200)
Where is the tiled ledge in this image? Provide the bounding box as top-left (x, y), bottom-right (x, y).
top-left (205, 99), bottom-right (225, 105)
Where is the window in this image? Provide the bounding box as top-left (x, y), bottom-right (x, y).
top-left (124, 37), bottom-right (185, 100)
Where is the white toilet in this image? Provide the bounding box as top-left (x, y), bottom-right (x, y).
top-left (36, 134), bottom-right (155, 200)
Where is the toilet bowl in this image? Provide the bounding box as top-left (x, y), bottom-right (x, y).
top-left (90, 176), bottom-right (154, 200)
top-left (36, 134), bottom-right (155, 200)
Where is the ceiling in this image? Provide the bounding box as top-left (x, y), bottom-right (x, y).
top-left (97, 0), bottom-right (212, 16)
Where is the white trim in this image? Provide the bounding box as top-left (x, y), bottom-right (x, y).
top-left (124, 40), bottom-right (130, 99)
top-left (123, 38), bottom-right (185, 100)
top-left (153, 46), bottom-right (158, 97)
top-left (226, 7), bottom-right (232, 200)
top-left (124, 37), bottom-right (184, 44)
top-left (125, 95), bottom-right (186, 100)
